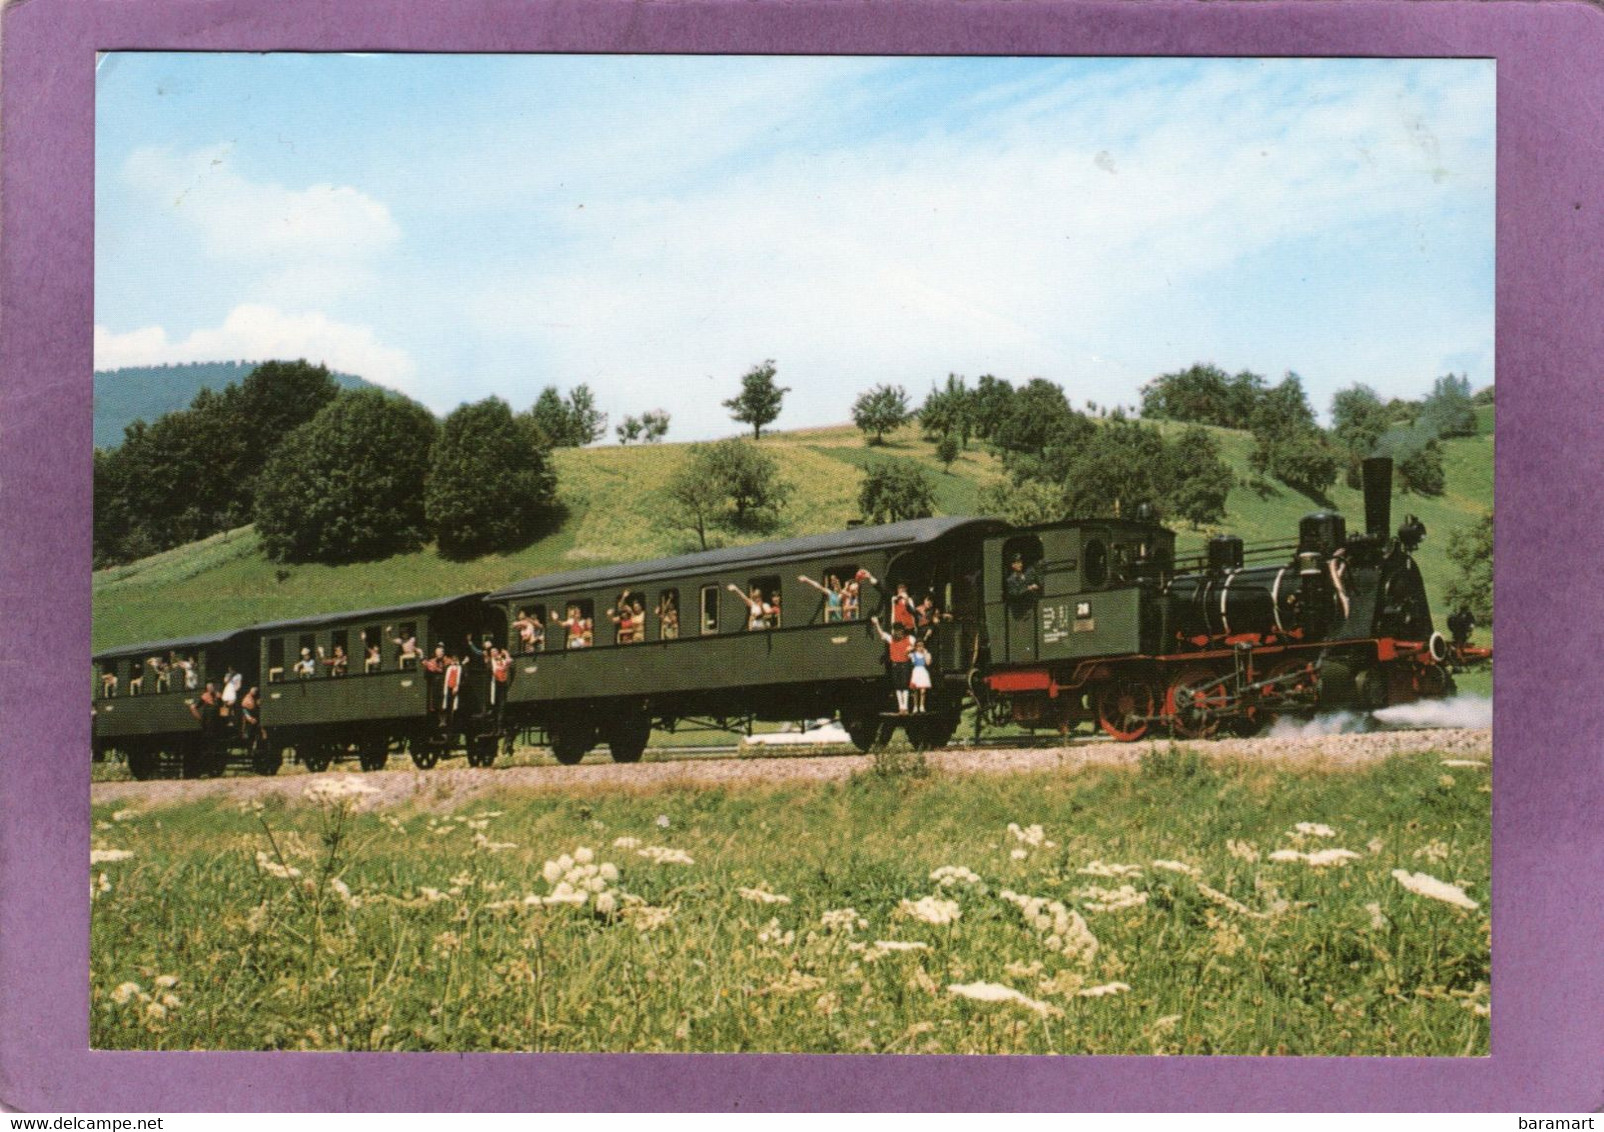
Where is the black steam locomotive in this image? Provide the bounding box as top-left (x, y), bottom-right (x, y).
top-left (980, 456), bottom-right (1464, 740)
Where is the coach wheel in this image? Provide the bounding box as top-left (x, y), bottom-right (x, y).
top-left (1095, 679), bottom-right (1155, 743)
top-left (409, 738), bottom-right (441, 770)
top-left (605, 714), bottom-right (651, 765)
top-left (127, 748), bottom-right (158, 781)
top-left (468, 734), bottom-right (500, 769)
top-left (204, 745), bottom-right (228, 778)
top-left (841, 710), bottom-right (879, 753)
top-left (550, 721), bottom-right (595, 766)
top-left (251, 742), bottom-right (284, 777)
top-left (301, 744), bottom-right (333, 773)
top-left (923, 711), bottom-right (961, 750)
top-left (358, 738), bottom-right (389, 772)
top-left (1165, 666), bottom-right (1227, 740)
top-left (179, 742), bottom-right (206, 780)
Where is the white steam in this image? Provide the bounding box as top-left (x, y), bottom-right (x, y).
top-left (1269, 694), bottom-right (1492, 738)
top-left (1371, 694), bottom-right (1493, 730)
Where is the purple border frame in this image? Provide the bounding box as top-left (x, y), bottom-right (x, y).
top-left (3, 0), bottom-right (1601, 1112)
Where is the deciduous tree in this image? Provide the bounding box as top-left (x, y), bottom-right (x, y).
top-left (256, 389), bottom-right (438, 563)
top-left (723, 360), bottom-right (789, 439)
top-left (852, 383), bottom-right (912, 445)
top-left (858, 460), bottom-right (936, 524)
top-left (425, 397), bottom-right (558, 559)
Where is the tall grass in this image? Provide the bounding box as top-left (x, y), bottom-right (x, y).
top-left (91, 748), bottom-right (1489, 1054)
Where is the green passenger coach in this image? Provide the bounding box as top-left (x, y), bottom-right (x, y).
top-left (487, 516), bottom-right (1009, 762)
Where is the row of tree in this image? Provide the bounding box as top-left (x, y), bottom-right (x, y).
top-left (1139, 363), bottom-right (1489, 500)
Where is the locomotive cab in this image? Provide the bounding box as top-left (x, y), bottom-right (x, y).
top-left (982, 519), bottom-right (1174, 666)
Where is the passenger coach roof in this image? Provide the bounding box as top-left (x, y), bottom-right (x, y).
top-left (488, 516), bottom-right (1007, 601)
top-left (249, 593), bottom-right (488, 635)
top-left (94, 626), bottom-right (253, 662)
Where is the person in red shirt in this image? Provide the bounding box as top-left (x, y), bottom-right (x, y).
top-left (890, 583), bottom-right (917, 631)
top-left (869, 615), bottom-right (913, 714)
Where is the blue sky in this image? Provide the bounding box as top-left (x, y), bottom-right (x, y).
top-left (95, 54), bottom-right (1495, 439)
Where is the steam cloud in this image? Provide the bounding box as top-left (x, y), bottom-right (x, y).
top-left (1269, 695), bottom-right (1492, 738)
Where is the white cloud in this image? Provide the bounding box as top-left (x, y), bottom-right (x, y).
top-left (460, 61), bottom-right (1493, 438)
top-left (122, 145), bottom-right (398, 291)
top-left (94, 305), bottom-right (417, 393)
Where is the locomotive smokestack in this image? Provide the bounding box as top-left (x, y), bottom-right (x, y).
top-left (1362, 456), bottom-right (1393, 539)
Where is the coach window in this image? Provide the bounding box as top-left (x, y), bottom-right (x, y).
top-left (700, 584), bottom-right (720, 635)
top-left (612, 590), bottom-right (646, 644)
top-left (657, 589), bottom-right (680, 640)
top-left (99, 661), bottom-right (119, 698)
top-left (298, 634), bottom-right (318, 679)
top-left (558, 600), bottom-right (595, 647)
top-left (828, 564), bottom-right (863, 620)
top-left (362, 625), bottom-right (383, 672)
top-left (267, 638), bottom-right (285, 683)
top-left (748, 575), bottom-right (782, 628)
top-left (330, 629), bottom-right (349, 675)
top-left (396, 621), bottom-right (419, 667)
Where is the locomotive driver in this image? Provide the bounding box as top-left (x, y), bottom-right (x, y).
top-left (1004, 553), bottom-right (1041, 602)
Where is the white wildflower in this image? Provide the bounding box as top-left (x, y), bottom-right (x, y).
top-left (110, 982), bottom-right (142, 1005)
top-left (638, 846), bottom-right (695, 865)
top-left (1004, 959), bottom-right (1044, 979)
top-left (1441, 759), bottom-right (1487, 768)
top-left (1391, 869), bottom-right (1479, 911)
top-left (472, 833), bottom-right (518, 853)
top-left (1077, 982), bottom-right (1131, 998)
top-left (738, 886), bottom-right (792, 906)
top-left (1078, 884), bottom-right (1148, 912)
top-left (1413, 839), bottom-right (1451, 863)
top-left (598, 862), bottom-right (619, 883)
top-left (574, 846), bottom-right (594, 865)
top-left (541, 859), bottom-right (563, 885)
top-left (623, 904), bottom-right (674, 932)
top-left (418, 887), bottom-right (446, 903)
top-left (594, 891), bottom-right (618, 917)
top-left (930, 865), bottom-right (984, 889)
top-left (1078, 861), bottom-right (1143, 878)
top-left (612, 836), bottom-right (642, 850)
top-left (1367, 837), bottom-right (1386, 855)
top-left (655, 814), bottom-right (671, 829)
top-left (1365, 902), bottom-right (1387, 930)
top-left (144, 1001), bottom-right (166, 1022)
top-left (1152, 859), bottom-right (1200, 877)
top-left (1009, 849), bottom-right (1028, 861)
top-left (1007, 822), bottom-right (1055, 848)
top-left (999, 890), bottom-right (1099, 963)
top-left (897, 895), bottom-right (962, 926)
top-left (947, 982), bottom-right (1059, 1017)
top-left (544, 882), bottom-right (589, 907)
top-left (111, 809), bottom-right (140, 823)
top-left (1291, 822), bottom-right (1336, 839)
top-left (869, 940), bottom-right (929, 954)
top-left (820, 908), bottom-right (868, 933)
top-left (1269, 848), bottom-right (1360, 867)
top-left (1196, 882), bottom-right (1269, 920)
top-left (90, 849), bottom-right (134, 864)
top-left (756, 917), bottom-right (796, 947)
top-left (253, 851), bottom-right (301, 880)
top-left (302, 776), bottom-right (379, 805)
top-left (1225, 840), bottom-right (1260, 863)
top-left (327, 877), bottom-right (356, 907)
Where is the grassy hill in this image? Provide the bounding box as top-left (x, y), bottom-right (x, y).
top-left (94, 362), bottom-right (378, 450)
top-left (92, 412), bottom-right (1492, 652)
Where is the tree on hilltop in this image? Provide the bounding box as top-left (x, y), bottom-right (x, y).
top-left (723, 360), bottom-right (788, 439)
top-left (852, 384), bottom-right (912, 445)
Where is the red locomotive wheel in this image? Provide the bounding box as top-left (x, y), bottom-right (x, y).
top-left (1095, 679), bottom-right (1155, 742)
top-left (1164, 666), bottom-right (1227, 739)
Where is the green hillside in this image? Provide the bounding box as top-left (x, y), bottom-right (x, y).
top-left (94, 362), bottom-right (377, 450)
top-left (92, 417), bottom-right (1492, 652)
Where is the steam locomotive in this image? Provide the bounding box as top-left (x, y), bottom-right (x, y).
top-left (91, 455), bottom-right (1479, 776)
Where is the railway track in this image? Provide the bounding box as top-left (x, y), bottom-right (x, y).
top-left (91, 725), bottom-right (1492, 811)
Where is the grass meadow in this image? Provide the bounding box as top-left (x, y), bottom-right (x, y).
top-left (90, 746), bottom-right (1490, 1054)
